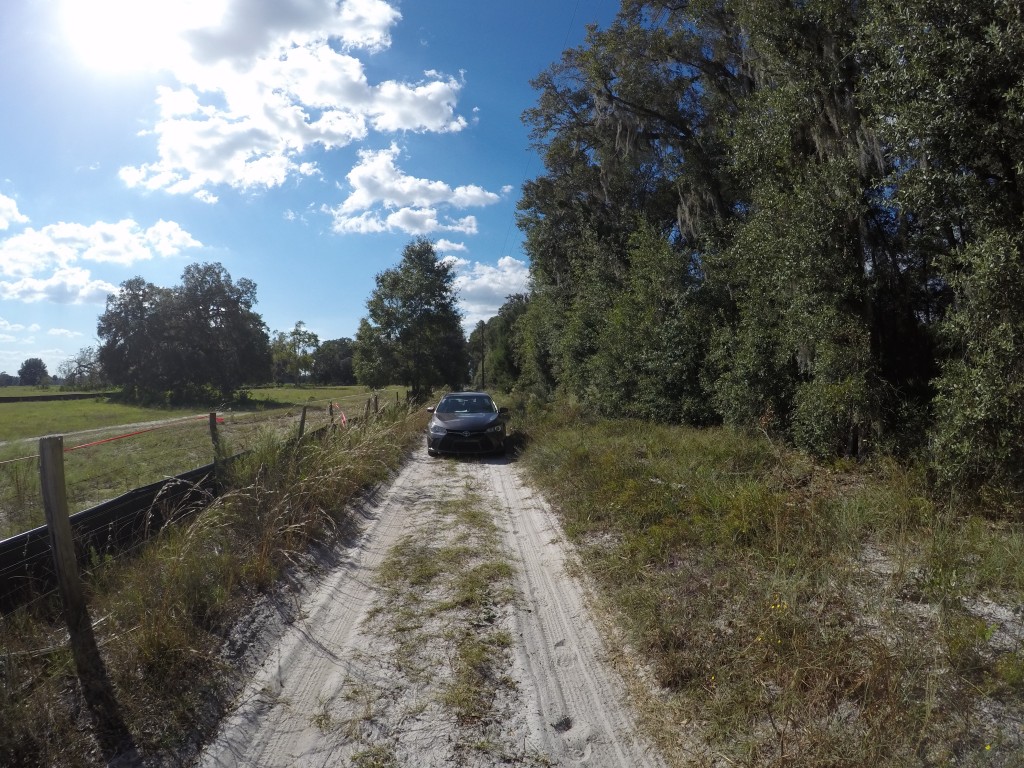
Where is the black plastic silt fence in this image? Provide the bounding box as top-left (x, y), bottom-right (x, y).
top-left (0, 463), bottom-right (216, 610)
top-left (0, 398), bottom-right (379, 612)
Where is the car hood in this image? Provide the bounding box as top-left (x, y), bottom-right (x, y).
top-left (432, 412), bottom-right (500, 431)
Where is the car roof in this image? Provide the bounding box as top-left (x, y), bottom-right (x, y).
top-left (442, 391), bottom-right (491, 398)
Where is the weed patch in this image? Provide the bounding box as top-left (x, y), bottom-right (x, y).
top-left (0, 406), bottom-right (427, 766)
top-left (520, 414), bottom-right (1024, 765)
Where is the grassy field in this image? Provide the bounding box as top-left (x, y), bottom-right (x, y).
top-left (0, 385), bottom-right (403, 444)
top-left (516, 401), bottom-right (1024, 766)
top-left (0, 386), bottom-right (112, 397)
top-left (0, 385), bottom-right (404, 539)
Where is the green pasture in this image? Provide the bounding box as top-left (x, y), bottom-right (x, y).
top-left (0, 399), bottom-right (180, 444)
top-left (245, 384), bottom-right (405, 411)
top-left (0, 385), bottom-right (403, 444)
top-left (0, 385), bottom-right (406, 538)
top-left (0, 386), bottom-right (109, 397)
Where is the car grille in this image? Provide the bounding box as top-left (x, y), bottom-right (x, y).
top-left (439, 430), bottom-right (492, 452)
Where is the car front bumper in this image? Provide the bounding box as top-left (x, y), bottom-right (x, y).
top-left (427, 428), bottom-right (505, 455)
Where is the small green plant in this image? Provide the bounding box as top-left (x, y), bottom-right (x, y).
top-left (310, 697), bottom-right (334, 733)
top-left (350, 744), bottom-right (398, 768)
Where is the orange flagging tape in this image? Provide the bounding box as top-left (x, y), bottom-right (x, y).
top-left (65, 414), bottom-right (224, 452)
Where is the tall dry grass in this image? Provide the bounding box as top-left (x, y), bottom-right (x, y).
top-left (0, 404), bottom-right (428, 766)
top-left (517, 402), bottom-right (1024, 766)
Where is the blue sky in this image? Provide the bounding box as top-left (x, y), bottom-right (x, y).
top-left (0, 0), bottom-right (618, 377)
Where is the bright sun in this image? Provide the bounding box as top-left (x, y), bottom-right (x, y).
top-left (60, 0), bottom-right (222, 74)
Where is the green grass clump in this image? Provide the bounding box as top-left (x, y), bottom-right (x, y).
top-left (0, 404), bottom-right (428, 766)
top-left (520, 409), bottom-right (1024, 766)
top-left (372, 481), bottom-right (516, 728)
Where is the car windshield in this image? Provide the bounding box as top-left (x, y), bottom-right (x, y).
top-left (436, 396), bottom-right (496, 414)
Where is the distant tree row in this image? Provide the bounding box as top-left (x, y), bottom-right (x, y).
top-left (502, 0), bottom-right (1024, 493)
top-left (85, 241), bottom-right (473, 405)
top-left (95, 262), bottom-right (356, 403)
top-left (0, 358), bottom-right (52, 387)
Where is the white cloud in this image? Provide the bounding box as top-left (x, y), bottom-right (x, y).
top-left (339, 144), bottom-right (500, 213)
top-left (452, 256), bottom-right (530, 326)
top-left (330, 207), bottom-right (479, 236)
top-left (47, 328), bottom-right (84, 338)
top-left (184, 0), bottom-right (399, 64)
top-left (0, 267), bottom-right (119, 305)
top-left (0, 219), bottom-right (202, 278)
top-left (0, 193), bottom-right (29, 230)
top-left (115, 0), bottom-right (470, 200)
top-left (0, 217), bottom-right (201, 306)
top-left (0, 318), bottom-right (40, 333)
top-left (328, 209), bottom-right (389, 234)
top-left (436, 239), bottom-right (467, 253)
top-left (325, 145), bottom-right (500, 236)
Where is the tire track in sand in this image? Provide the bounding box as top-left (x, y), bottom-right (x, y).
top-left (482, 459), bottom-right (664, 767)
top-left (197, 455), bottom-right (436, 767)
top-left (196, 452), bottom-right (664, 767)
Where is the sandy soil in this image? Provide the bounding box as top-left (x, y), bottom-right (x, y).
top-left (195, 450), bottom-right (664, 767)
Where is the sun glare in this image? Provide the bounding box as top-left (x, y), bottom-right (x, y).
top-left (60, 0), bottom-right (223, 74)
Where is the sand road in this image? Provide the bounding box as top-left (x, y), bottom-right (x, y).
top-left (197, 450), bottom-right (664, 767)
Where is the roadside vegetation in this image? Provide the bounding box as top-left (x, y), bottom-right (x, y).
top-left (516, 402), bottom-right (1024, 766)
top-left (0, 403), bottom-right (427, 766)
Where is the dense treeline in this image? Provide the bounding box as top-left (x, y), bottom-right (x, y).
top-left (502, 0), bottom-right (1024, 493)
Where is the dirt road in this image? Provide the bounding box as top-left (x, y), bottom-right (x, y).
top-left (197, 450), bottom-right (664, 767)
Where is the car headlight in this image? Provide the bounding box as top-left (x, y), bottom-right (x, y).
top-left (487, 424), bottom-right (505, 433)
top-left (429, 423), bottom-right (447, 435)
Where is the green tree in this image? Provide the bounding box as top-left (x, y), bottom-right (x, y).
top-left (271, 321), bottom-right (320, 385)
top-left (312, 338), bottom-right (356, 385)
top-left (97, 277), bottom-right (172, 395)
top-left (98, 263), bottom-right (271, 401)
top-left (864, 0), bottom-right (1024, 488)
top-left (57, 346), bottom-right (105, 390)
top-left (468, 294), bottom-right (529, 393)
top-left (588, 222), bottom-right (715, 423)
top-left (18, 357), bottom-right (48, 386)
top-left (353, 238), bottom-right (467, 396)
top-left (352, 319), bottom-right (396, 390)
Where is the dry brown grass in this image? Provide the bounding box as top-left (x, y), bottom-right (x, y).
top-left (518, 407), bottom-right (1024, 767)
top-left (0, 404), bottom-right (427, 766)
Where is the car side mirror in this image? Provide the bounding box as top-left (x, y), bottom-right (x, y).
top-left (426, 406), bottom-right (435, 414)
top-left (499, 407), bottom-right (509, 415)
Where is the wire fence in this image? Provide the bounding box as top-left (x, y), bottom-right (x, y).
top-left (0, 390), bottom-right (396, 610)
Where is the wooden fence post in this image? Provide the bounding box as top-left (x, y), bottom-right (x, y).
top-left (209, 412), bottom-right (223, 485)
top-left (298, 406), bottom-right (307, 439)
top-left (364, 397), bottom-right (372, 422)
top-left (39, 436), bottom-right (135, 760)
top-left (373, 394), bottom-right (379, 414)
top-left (208, 412), bottom-right (221, 456)
top-left (329, 401), bottom-right (335, 425)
